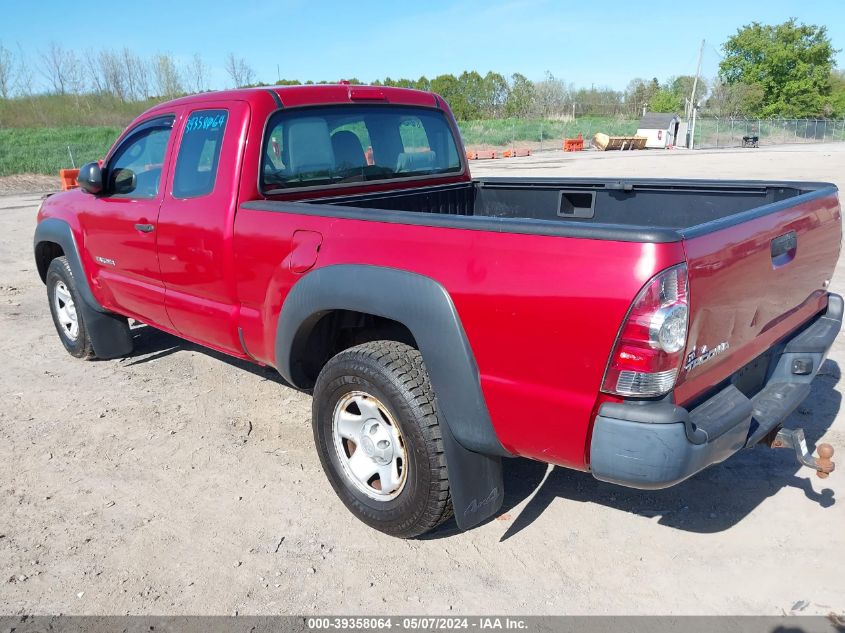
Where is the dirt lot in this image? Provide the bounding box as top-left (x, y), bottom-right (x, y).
top-left (2, 144), bottom-right (844, 616)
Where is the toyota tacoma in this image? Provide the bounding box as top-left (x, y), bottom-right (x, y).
top-left (34, 84), bottom-right (839, 537)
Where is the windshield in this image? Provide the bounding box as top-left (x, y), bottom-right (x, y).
top-left (261, 105), bottom-right (462, 192)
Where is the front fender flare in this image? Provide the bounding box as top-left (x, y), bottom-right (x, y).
top-left (34, 218), bottom-right (133, 359)
top-left (34, 217), bottom-right (105, 312)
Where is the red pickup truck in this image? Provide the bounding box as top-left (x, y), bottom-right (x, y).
top-left (34, 85), bottom-right (840, 537)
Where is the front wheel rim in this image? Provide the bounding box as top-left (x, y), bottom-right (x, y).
top-left (53, 281), bottom-right (79, 341)
top-left (332, 391), bottom-right (408, 501)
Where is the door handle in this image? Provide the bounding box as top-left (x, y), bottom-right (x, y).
top-left (134, 223), bottom-right (155, 233)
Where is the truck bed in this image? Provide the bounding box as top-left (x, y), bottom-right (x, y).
top-left (275, 176), bottom-right (841, 406)
top-left (239, 175), bottom-right (839, 461)
top-left (300, 177), bottom-right (834, 239)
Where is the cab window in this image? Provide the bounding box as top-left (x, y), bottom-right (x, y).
top-left (173, 109), bottom-right (228, 198)
top-left (261, 105), bottom-right (462, 192)
top-left (106, 116), bottom-right (175, 199)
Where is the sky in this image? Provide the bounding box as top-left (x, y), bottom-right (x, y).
top-left (3, 0), bottom-right (845, 93)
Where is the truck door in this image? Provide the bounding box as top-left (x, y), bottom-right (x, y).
top-left (156, 101), bottom-right (250, 353)
top-left (78, 114), bottom-right (178, 328)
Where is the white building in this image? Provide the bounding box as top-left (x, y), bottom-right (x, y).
top-left (636, 112), bottom-right (681, 149)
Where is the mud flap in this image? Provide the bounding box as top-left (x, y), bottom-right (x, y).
top-left (76, 298), bottom-right (134, 359)
top-left (440, 415), bottom-right (503, 530)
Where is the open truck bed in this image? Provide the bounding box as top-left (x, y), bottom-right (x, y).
top-left (302, 177), bottom-right (835, 238)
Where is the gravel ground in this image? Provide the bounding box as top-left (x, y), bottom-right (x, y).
top-left (0, 174), bottom-right (60, 194)
top-left (1, 143), bottom-right (844, 616)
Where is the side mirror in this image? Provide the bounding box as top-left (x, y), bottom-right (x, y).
top-left (77, 162), bottom-right (103, 195)
top-left (111, 167), bottom-right (137, 195)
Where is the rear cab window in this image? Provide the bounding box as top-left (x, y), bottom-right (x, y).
top-left (261, 105), bottom-right (462, 193)
top-left (173, 109), bottom-right (228, 198)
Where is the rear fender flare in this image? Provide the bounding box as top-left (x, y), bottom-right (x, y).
top-left (275, 264), bottom-right (506, 530)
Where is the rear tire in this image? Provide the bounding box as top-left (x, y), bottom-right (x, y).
top-left (312, 341), bottom-right (452, 538)
top-left (46, 257), bottom-right (95, 359)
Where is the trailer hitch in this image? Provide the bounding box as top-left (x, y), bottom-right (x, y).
top-left (767, 428), bottom-right (835, 478)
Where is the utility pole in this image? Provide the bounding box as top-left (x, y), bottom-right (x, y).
top-left (686, 39), bottom-right (705, 147)
top-left (690, 102), bottom-right (699, 150)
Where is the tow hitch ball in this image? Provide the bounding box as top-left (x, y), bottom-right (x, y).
top-left (767, 428), bottom-right (835, 478)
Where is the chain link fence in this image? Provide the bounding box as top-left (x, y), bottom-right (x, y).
top-left (692, 117), bottom-right (845, 149)
top-left (460, 116), bottom-right (845, 154)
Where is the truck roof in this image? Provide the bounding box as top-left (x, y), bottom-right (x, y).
top-left (146, 84), bottom-right (443, 115)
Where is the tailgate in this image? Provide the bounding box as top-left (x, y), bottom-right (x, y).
top-left (674, 186), bottom-right (841, 405)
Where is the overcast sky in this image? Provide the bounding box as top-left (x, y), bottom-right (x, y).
top-left (4, 0), bottom-right (845, 92)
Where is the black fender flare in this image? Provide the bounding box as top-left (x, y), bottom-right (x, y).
top-left (34, 218), bottom-right (133, 359)
top-left (35, 217), bottom-right (105, 311)
top-left (276, 264), bottom-right (506, 529)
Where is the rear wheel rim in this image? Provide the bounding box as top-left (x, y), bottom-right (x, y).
top-left (332, 390), bottom-right (408, 501)
top-left (53, 281), bottom-right (79, 341)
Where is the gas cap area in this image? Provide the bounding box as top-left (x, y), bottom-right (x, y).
top-left (289, 230), bottom-right (323, 274)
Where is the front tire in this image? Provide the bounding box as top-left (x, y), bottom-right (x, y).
top-left (46, 256), bottom-right (95, 359)
top-left (312, 341), bottom-right (452, 538)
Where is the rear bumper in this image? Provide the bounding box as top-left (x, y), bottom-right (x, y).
top-left (589, 292), bottom-right (843, 489)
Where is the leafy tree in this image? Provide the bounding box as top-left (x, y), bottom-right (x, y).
top-left (826, 70), bottom-right (845, 117)
top-left (456, 70), bottom-right (485, 119)
top-left (706, 80), bottom-right (765, 116)
top-left (625, 77), bottom-right (660, 115)
top-left (571, 85), bottom-right (624, 116)
top-left (504, 73), bottom-right (534, 117)
top-left (668, 75), bottom-right (708, 110)
top-left (650, 88), bottom-right (681, 113)
top-left (531, 71), bottom-right (568, 117)
top-left (481, 71), bottom-right (508, 117)
top-left (644, 76), bottom-right (708, 114)
top-left (719, 19), bottom-right (837, 116)
top-left (414, 76), bottom-right (431, 92)
top-left (431, 73), bottom-right (473, 119)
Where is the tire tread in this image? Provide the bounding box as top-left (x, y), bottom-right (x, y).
top-left (313, 340), bottom-right (453, 537)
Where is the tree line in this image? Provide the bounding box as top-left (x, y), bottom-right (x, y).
top-left (0, 43), bottom-right (255, 102)
top-left (0, 19), bottom-right (843, 125)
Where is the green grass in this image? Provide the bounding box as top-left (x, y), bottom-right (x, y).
top-left (0, 93), bottom-right (159, 128)
top-left (0, 93), bottom-right (160, 175)
top-left (0, 126), bottom-right (121, 176)
top-left (458, 116), bottom-right (639, 146)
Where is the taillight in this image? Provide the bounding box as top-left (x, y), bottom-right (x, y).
top-left (601, 263), bottom-right (689, 397)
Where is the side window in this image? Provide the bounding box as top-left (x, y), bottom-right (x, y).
top-left (107, 116), bottom-right (174, 199)
top-left (173, 109), bottom-right (228, 198)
